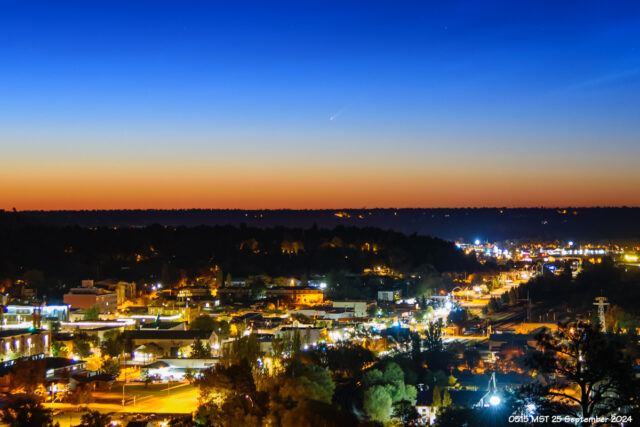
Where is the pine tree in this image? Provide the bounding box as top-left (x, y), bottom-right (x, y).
top-left (190, 339), bottom-right (211, 358)
top-left (432, 386), bottom-right (442, 408)
top-left (442, 388), bottom-right (452, 408)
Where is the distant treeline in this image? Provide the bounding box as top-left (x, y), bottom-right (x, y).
top-left (0, 219), bottom-right (478, 301)
top-left (6, 207), bottom-right (640, 241)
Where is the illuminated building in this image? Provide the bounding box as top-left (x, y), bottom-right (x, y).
top-left (126, 329), bottom-right (219, 359)
top-left (265, 287), bottom-right (324, 305)
top-left (0, 329), bottom-right (51, 361)
top-left (63, 280), bottom-right (118, 313)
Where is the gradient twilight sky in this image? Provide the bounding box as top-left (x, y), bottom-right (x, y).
top-left (1, 1), bottom-right (640, 209)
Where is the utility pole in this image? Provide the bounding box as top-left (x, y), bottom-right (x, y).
top-left (593, 296), bottom-right (609, 332)
top-left (122, 351), bottom-right (126, 406)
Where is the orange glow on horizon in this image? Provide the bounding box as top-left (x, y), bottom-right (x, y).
top-left (2, 162), bottom-right (639, 210)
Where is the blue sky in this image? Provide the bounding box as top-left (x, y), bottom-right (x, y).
top-left (1, 1), bottom-right (639, 208)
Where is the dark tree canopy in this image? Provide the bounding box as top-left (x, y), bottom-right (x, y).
top-left (0, 222), bottom-right (478, 300)
top-left (523, 321), bottom-right (640, 423)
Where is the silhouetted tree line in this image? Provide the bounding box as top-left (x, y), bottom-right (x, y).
top-left (518, 258), bottom-right (640, 317)
top-left (0, 220), bottom-right (478, 301)
top-left (5, 207), bottom-right (640, 241)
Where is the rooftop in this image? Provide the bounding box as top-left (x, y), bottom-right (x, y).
top-left (124, 330), bottom-right (214, 340)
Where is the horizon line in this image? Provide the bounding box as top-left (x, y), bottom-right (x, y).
top-left (6, 206), bottom-right (640, 212)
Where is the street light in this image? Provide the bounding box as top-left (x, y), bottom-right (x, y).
top-left (489, 395), bottom-right (501, 406)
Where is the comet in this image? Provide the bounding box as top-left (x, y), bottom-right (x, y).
top-left (329, 107), bottom-right (344, 121)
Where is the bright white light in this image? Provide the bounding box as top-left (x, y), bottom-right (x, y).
top-left (474, 239), bottom-right (481, 245)
top-left (568, 241), bottom-right (574, 246)
top-left (489, 395), bottom-right (501, 406)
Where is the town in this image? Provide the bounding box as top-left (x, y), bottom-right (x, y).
top-left (3, 1), bottom-right (640, 426)
top-left (0, 219), bottom-right (638, 426)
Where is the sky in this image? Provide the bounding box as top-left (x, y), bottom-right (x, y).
top-left (1, 0), bottom-right (640, 210)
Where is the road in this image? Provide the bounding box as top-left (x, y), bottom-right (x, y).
top-left (119, 382), bottom-right (198, 413)
top-left (51, 382), bottom-right (198, 426)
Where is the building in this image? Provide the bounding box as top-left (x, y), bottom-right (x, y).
top-left (274, 326), bottom-right (324, 348)
top-left (332, 300), bottom-right (371, 318)
top-left (0, 356), bottom-right (87, 393)
top-left (266, 287), bottom-right (324, 305)
top-left (146, 303), bottom-right (203, 323)
top-left (141, 358), bottom-right (219, 381)
top-left (0, 329), bottom-right (51, 361)
top-left (176, 286), bottom-right (213, 301)
top-left (126, 329), bottom-right (219, 360)
top-left (140, 321), bottom-right (187, 331)
top-left (377, 290), bottom-right (401, 302)
top-left (415, 389), bottom-right (485, 425)
top-left (293, 307), bottom-right (359, 321)
top-left (2, 304), bottom-right (69, 329)
top-left (63, 280), bottom-right (118, 313)
top-left (96, 280), bottom-right (137, 306)
top-left (59, 320), bottom-right (131, 341)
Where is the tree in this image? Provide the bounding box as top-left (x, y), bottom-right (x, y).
top-left (424, 319), bottom-right (443, 352)
top-left (362, 362), bottom-right (416, 418)
top-left (488, 297), bottom-right (502, 312)
top-left (184, 368), bottom-right (196, 384)
top-left (278, 361), bottom-right (335, 404)
top-left (101, 330), bottom-right (127, 358)
top-left (447, 308), bottom-right (468, 325)
top-left (424, 370), bottom-right (449, 388)
top-left (524, 321), bottom-right (640, 424)
top-left (51, 341), bottom-right (69, 358)
top-left (313, 345), bottom-right (376, 379)
top-left (605, 305), bottom-right (640, 334)
top-left (73, 332), bottom-right (97, 359)
top-left (411, 332), bottom-right (421, 362)
top-left (279, 399), bottom-right (357, 427)
top-left (0, 395), bottom-right (57, 427)
top-left (8, 360), bottom-right (46, 394)
top-left (415, 273), bottom-right (441, 297)
top-left (363, 385), bottom-right (392, 422)
top-left (367, 305), bottom-right (379, 317)
top-left (246, 275), bottom-right (269, 300)
top-left (102, 358), bottom-right (120, 377)
top-left (80, 410), bottom-right (111, 427)
top-left (463, 348), bottom-right (481, 370)
top-left (442, 388), bottom-right (452, 408)
top-left (191, 316), bottom-right (231, 340)
top-left (420, 296), bottom-right (428, 309)
top-left (197, 360), bottom-right (257, 405)
top-left (83, 305), bottom-right (100, 321)
top-left (221, 334), bottom-right (260, 367)
top-left (190, 315), bottom-right (215, 331)
top-left (432, 386), bottom-right (442, 408)
top-left (393, 400), bottom-right (420, 425)
top-left (190, 339), bottom-right (211, 358)
top-left (216, 269), bottom-right (224, 287)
